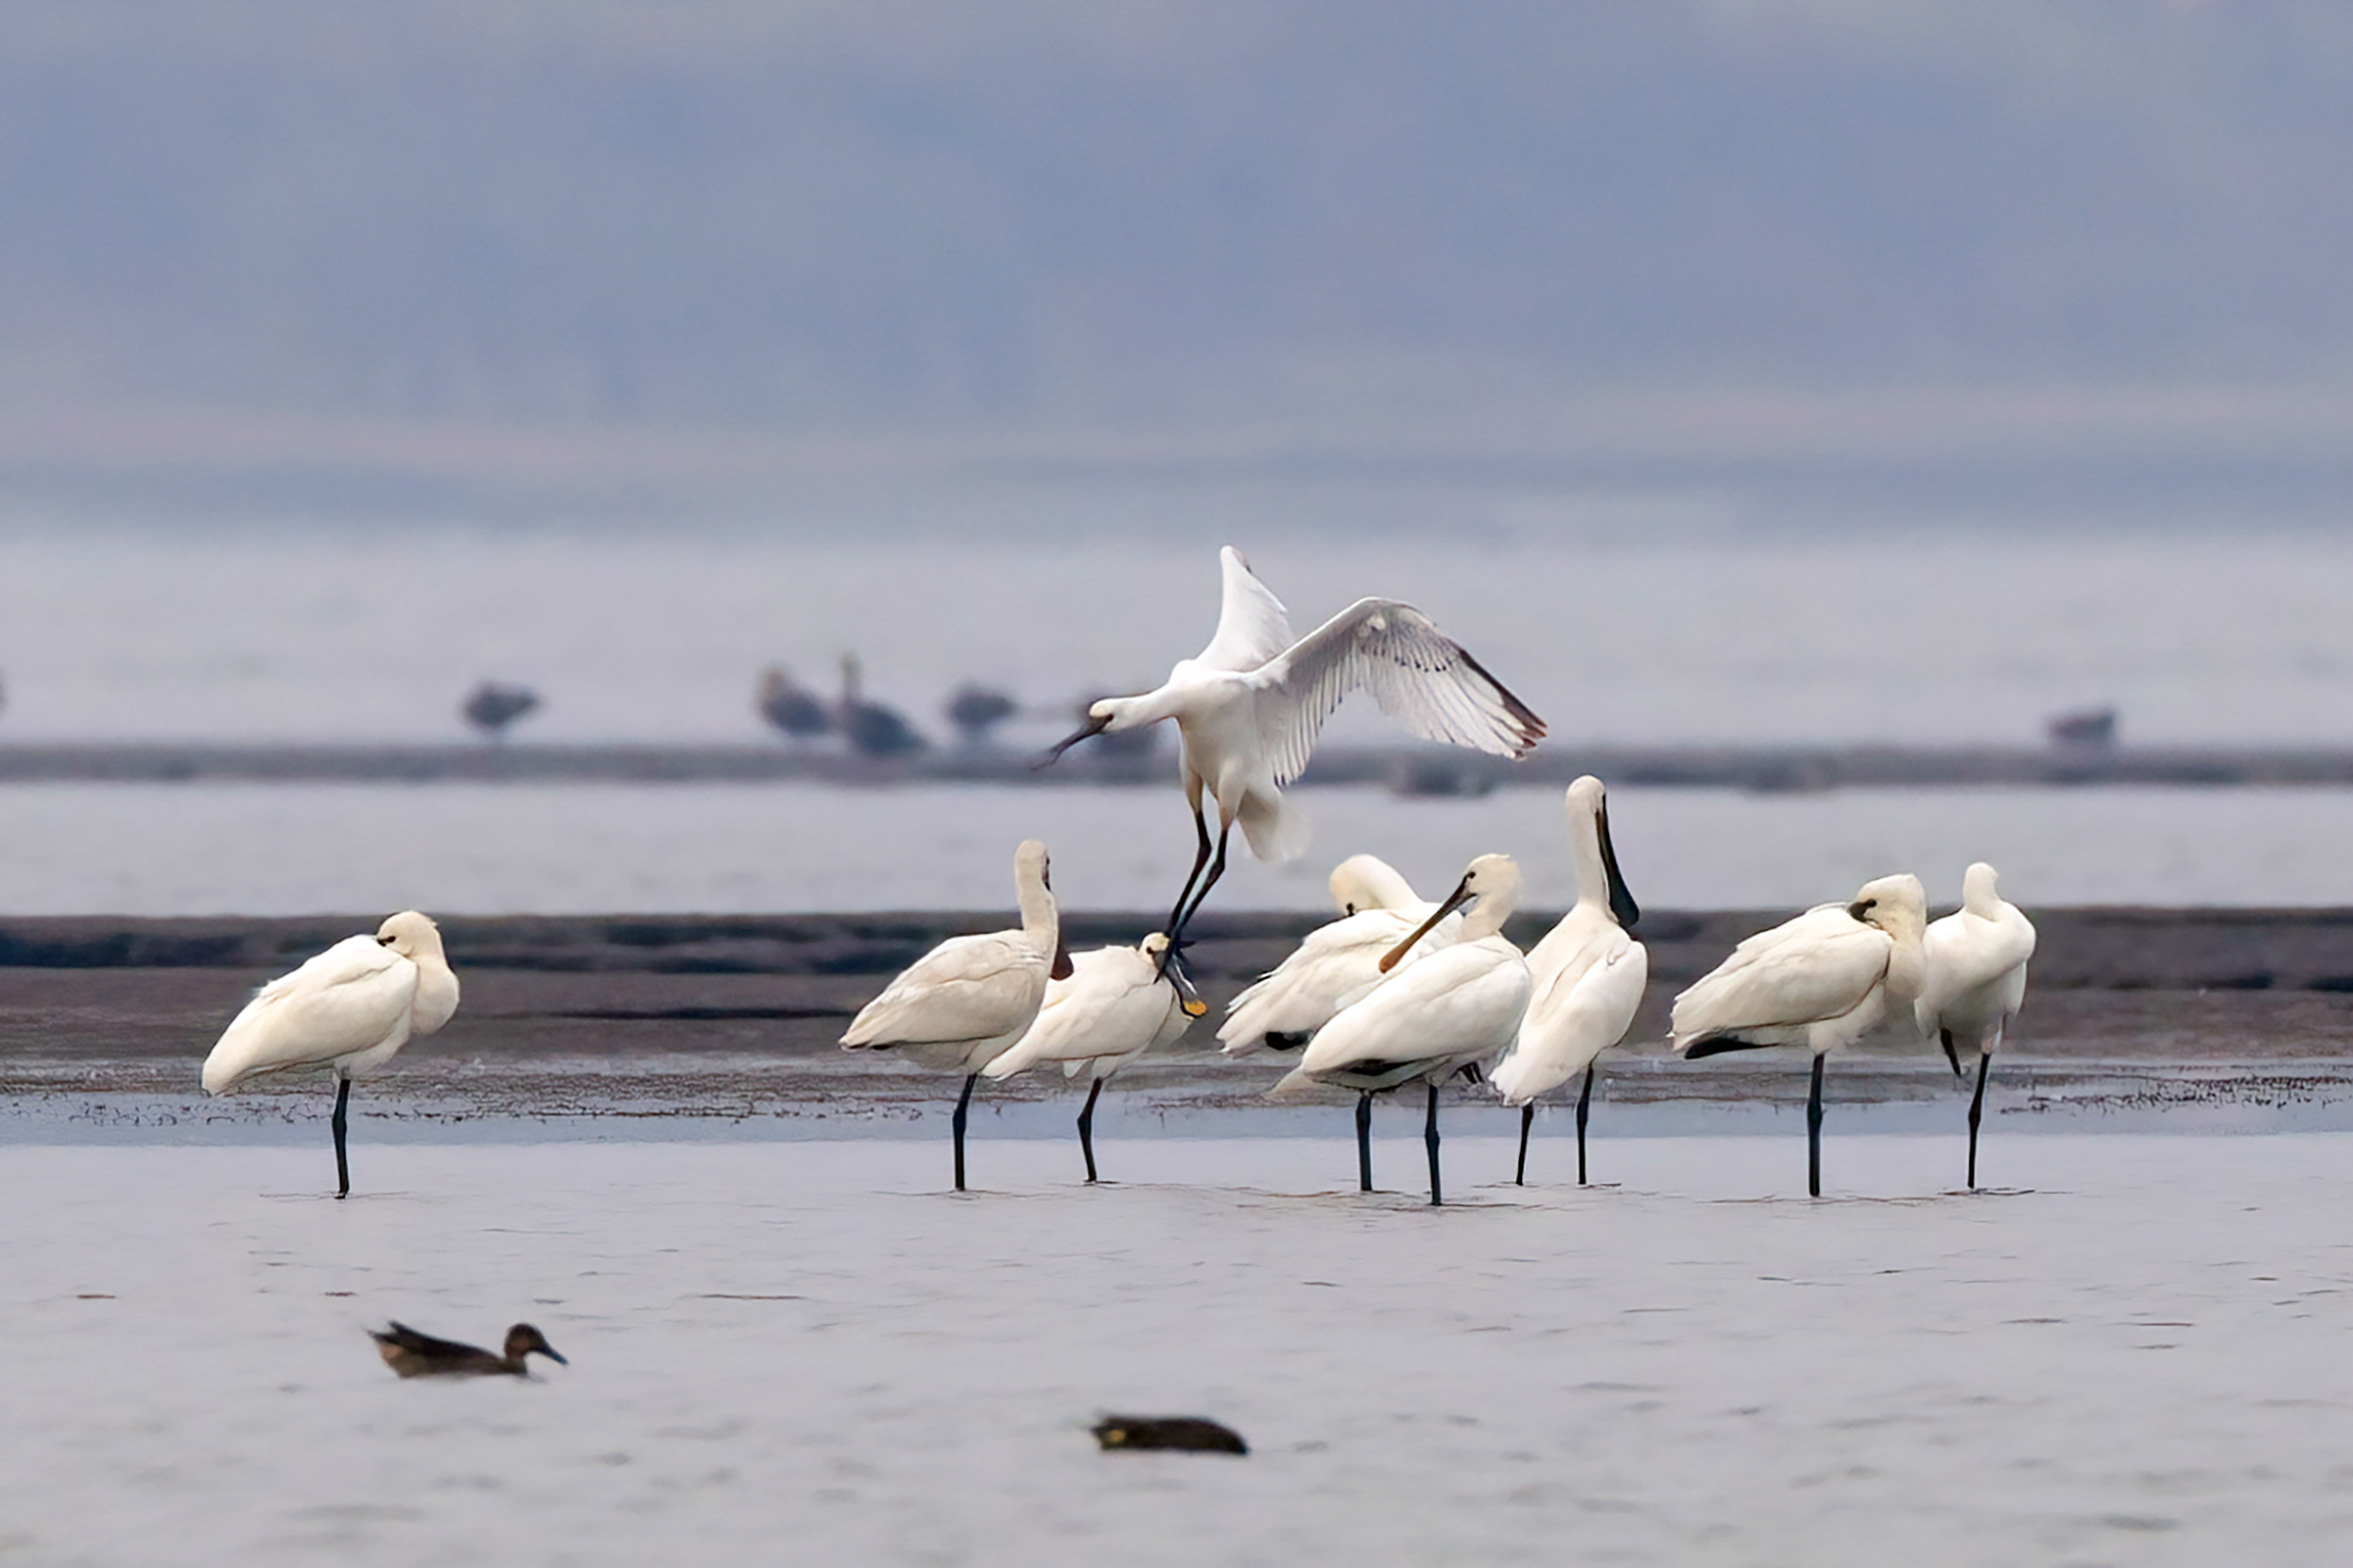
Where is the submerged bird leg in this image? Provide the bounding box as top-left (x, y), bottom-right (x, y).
top-left (331, 1076), bottom-right (353, 1200)
top-left (1806, 1054), bottom-right (1826, 1200)
top-left (952, 1073), bottom-right (978, 1192)
top-left (1355, 1092), bottom-right (1374, 1193)
top-left (1967, 1052), bottom-right (1991, 1190)
top-left (1077, 1078), bottom-right (1104, 1184)
top-left (1514, 1102), bottom-right (1533, 1186)
top-left (1425, 1080), bottom-right (1444, 1206)
top-left (1576, 1063), bottom-right (1595, 1187)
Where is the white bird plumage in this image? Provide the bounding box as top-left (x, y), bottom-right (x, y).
top-left (1040, 546), bottom-right (1544, 939)
top-left (1217, 854), bottom-right (1460, 1058)
top-left (200, 909), bottom-right (459, 1199)
top-left (841, 838), bottom-right (1062, 1190)
top-left (1273, 853), bottom-right (1533, 1204)
top-left (1491, 776), bottom-right (1646, 1186)
top-left (1670, 872), bottom-right (1928, 1198)
top-left (983, 931), bottom-right (1201, 1181)
top-left (1915, 861), bottom-right (2035, 1189)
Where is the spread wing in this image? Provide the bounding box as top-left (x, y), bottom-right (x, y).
top-left (1194, 547), bottom-right (1296, 672)
top-left (1250, 599), bottom-right (1546, 786)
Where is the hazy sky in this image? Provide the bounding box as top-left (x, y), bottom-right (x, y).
top-left (3, 1), bottom-right (2349, 519)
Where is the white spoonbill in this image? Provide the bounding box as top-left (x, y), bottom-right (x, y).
top-left (1272, 854), bottom-right (1532, 1204)
top-left (1670, 874), bottom-right (1927, 1198)
top-left (200, 910), bottom-right (459, 1199)
top-left (1037, 547), bottom-right (1545, 940)
top-left (1218, 854), bottom-right (1461, 1058)
top-left (983, 932), bottom-right (1204, 1182)
top-left (841, 839), bottom-right (1065, 1191)
top-left (1491, 776), bottom-right (1645, 1186)
top-left (1915, 861), bottom-right (2035, 1190)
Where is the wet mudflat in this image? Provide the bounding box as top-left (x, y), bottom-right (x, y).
top-left (5, 1133), bottom-right (2353, 1567)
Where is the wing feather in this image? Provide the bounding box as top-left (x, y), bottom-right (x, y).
top-left (1194, 547), bottom-right (1296, 672)
top-left (1250, 599), bottom-right (1544, 786)
top-left (202, 936), bottom-right (417, 1091)
top-left (841, 932), bottom-right (1050, 1049)
top-left (1670, 907), bottom-right (1889, 1044)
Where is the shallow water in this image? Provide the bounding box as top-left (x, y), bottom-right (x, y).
top-left (6, 1134), bottom-right (2353, 1566)
top-left (2, 779), bottom-right (2351, 915)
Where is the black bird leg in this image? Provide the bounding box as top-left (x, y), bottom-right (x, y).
top-left (1169, 822), bottom-right (1234, 945)
top-left (1806, 1054), bottom-right (1826, 1199)
top-left (1164, 799), bottom-right (1216, 939)
top-left (1576, 1063), bottom-right (1595, 1186)
top-left (1514, 1102), bottom-right (1533, 1186)
top-left (1077, 1078), bottom-right (1104, 1184)
top-left (1355, 1092), bottom-right (1374, 1192)
top-left (331, 1076), bottom-right (352, 1200)
top-left (1966, 1052), bottom-right (1991, 1190)
top-left (952, 1072), bottom-right (978, 1192)
top-left (1425, 1080), bottom-right (1444, 1206)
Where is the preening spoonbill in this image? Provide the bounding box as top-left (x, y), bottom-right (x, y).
top-left (1217, 854), bottom-right (1461, 1058)
top-left (1037, 547), bottom-right (1544, 940)
top-left (1915, 862), bottom-right (2035, 1189)
top-left (1491, 777), bottom-right (1645, 1186)
top-left (983, 932), bottom-right (1204, 1182)
top-left (1272, 854), bottom-right (1532, 1204)
top-left (370, 1322), bottom-right (566, 1378)
top-left (841, 839), bottom-right (1065, 1190)
top-left (200, 909), bottom-right (459, 1199)
top-left (1670, 874), bottom-right (1927, 1198)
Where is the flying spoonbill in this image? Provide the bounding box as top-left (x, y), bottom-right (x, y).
top-left (1671, 874), bottom-right (1927, 1198)
top-left (1491, 777), bottom-right (1645, 1186)
top-left (841, 839), bottom-right (1065, 1191)
top-left (1272, 854), bottom-right (1532, 1204)
top-left (1915, 862), bottom-right (2035, 1189)
top-left (1218, 854), bottom-right (1461, 1058)
top-left (201, 910), bottom-right (459, 1199)
top-left (1037, 547), bottom-right (1544, 941)
top-left (983, 932), bottom-right (1204, 1182)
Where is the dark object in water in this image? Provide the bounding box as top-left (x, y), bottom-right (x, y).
top-left (945, 683), bottom-right (1019, 745)
top-left (1092, 1415), bottom-right (1248, 1454)
top-left (369, 1320), bottom-right (567, 1378)
top-left (462, 681), bottom-right (541, 739)
top-left (838, 654), bottom-right (928, 758)
top-left (1389, 753), bottom-right (1496, 798)
top-left (2046, 705), bottom-right (2118, 750)
top-left (757, 666), bottom-right (833, 740)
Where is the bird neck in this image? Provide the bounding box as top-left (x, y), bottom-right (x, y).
top-left (1102, 688), bottom-right (1181, 732)
top-left (1569, 808), bottom-right (1610, 916)
top-left (1460, 897), bottom-right (1514, 944)
top-left (1015, 871), bottom-right (1059, 947)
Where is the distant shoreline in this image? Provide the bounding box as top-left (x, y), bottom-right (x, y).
top-left (4, 740), bottom-right (2353, 790)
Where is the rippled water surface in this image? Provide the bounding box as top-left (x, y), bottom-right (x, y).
top-left (6, 1133), bottom-right (2352, 1566)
